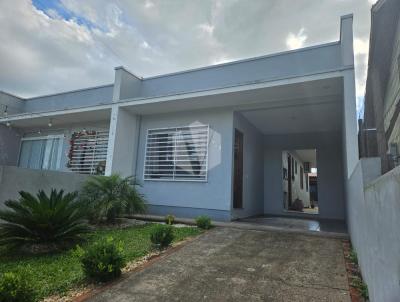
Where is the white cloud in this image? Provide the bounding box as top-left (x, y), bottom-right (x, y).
top-left (0, 0), bottom-right (375, 102)
top-left (286, 28), bottom-right (307, 50)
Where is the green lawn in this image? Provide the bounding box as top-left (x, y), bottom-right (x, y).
top-left (0, 223), bottom-right (201, 300)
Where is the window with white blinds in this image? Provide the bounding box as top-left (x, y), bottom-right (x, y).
top-left (67, 130), bottom-right (109, 175)
top-left (144, 125), bottom-right (209, 181)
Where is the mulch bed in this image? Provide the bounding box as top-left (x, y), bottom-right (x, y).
top-left (342, 240), bottom-right (368, 302)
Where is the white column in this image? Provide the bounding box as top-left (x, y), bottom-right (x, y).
top-left (343, 69), bottom-right (359, 178)
top-left (105, 105), bottom-right (140, 177)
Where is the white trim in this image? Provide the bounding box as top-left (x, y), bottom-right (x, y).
top-left (0, 68), bottom-right (353, 124)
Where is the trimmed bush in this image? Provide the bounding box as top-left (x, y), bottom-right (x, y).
top-left (195, 215), bottom-right (212, 230)
top-left (150, 224), bottom-right (174, 249)
top-left (165, 214), bottom-right (175, 225)
top-left (0, 272), bottom-right (36, 302)
top-left (0, 189), bottom-right (89, 251)
top-left (79, 237), bottom-right (126, 282)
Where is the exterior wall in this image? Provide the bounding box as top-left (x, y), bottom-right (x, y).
top-left (23, 85), bottom-right (113, 113)
top-left (0, 91), bottom-right (24, 115)
top-left (384, 18), bottom-right (400, 162)
top-left (264, 131), bottom-right (345, 220)
top-left (0, 125), bottom-right (21, 166)
top-left (231, 112), bottom-right (264, 219)
top-left (106, 106), bottom-right (139, 177)
top-left (282, 151), bottom-right (311, 208)
top-left (19, 121), bottom-right (109, 172)
top-left (135, 108), bottom-right (234, 221)
top-left (140, 43), bottom-right (342, 99)
top-left (347, 159), bottom-right (400, 302)
top-left (0, 165), bottom-right (88, 209)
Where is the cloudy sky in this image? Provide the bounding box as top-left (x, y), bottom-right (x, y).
top-left (0, 0), bottom-right (377, 111)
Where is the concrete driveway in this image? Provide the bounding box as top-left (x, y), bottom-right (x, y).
top-left (88, 228), bottom-right (350, 302)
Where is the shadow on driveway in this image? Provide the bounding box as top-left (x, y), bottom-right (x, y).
top-left (87, 228), bottom-right (350, 302)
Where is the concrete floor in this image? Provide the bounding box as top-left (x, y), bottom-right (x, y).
top-left (239, 216), bottom-right (347, 234)
top-left (88, 228), bottom-right (350, 302)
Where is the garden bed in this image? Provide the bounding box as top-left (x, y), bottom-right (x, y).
top-left (343, 240), bottom-right (369, 301)
top-left (0, 223), bottom-right (201, 301)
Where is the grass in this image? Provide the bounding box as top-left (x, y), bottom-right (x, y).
top-left (0, 223), bottom-right (201, 300)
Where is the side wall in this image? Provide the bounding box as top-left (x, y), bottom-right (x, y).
top-left (135, 108), bottom-right (234, 221)
top-left (264, 131), bottom-right (345, 220)
top-left (347, 159), bottom-right (400, 301)
top-left (0, 166), bottom-right (88, 209)
top-left (231, 112), bottom-right (264, 219)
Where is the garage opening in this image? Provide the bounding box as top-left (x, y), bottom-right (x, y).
top-left (282, 149), bottom-right (318, 215)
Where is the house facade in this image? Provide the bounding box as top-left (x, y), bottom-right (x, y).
top-left (359, 0), bottom-right (400, 173)
top-left (0, 15), bottom-right (358, 222)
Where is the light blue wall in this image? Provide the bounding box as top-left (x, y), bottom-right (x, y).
top-left (263, 131), bottom-right (346, 220)
top-left (139, 43), bottom-right (341, 99)
top-left (135, 108), bottom-right (234, 216)
top-left (23, 85), bottom-right (113, 113)
top-left (231, 112), bottom-right (264, 219)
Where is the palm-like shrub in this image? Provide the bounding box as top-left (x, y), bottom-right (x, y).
top-left (79, 174), bottom-right (146, 224)
top-left (0, 189), bottom-right (89, 250)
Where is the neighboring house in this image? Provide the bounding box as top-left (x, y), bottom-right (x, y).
top-left (282, 150), bottom-right (313, 209)
top-left (0, 16), bottom-right (358, 222)
top-left (359, 0), bottom-right (400, 173)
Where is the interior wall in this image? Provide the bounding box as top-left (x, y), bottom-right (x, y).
top-left (231, 112), bottom-right (264, 219)
top-left (264, 131), bottom-right (346, 220)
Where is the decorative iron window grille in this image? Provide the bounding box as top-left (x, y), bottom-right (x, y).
top-left (67, 130), bottom-right (108, 175)
top-left (144, 125), bottom-right (209, 181)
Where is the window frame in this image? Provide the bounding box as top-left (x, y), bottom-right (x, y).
top-left (143, 125), bottom-right (209, 182)
top-left (18, 134), bottom-right (64, 171)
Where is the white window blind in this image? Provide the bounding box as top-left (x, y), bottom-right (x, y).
top-left (67, 130), bottom-right (109, 175)
top-left (144, 125), bottom-right (209, 181)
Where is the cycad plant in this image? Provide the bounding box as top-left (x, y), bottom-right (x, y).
top-left (0, 189), bottom-right (89, 250)
top-left (79, 174), bottom-right (146, 224)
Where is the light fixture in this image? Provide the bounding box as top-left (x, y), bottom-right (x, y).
top-left (82, 128), bottom-right (87, 134)
top-left (38, 129), bottom-right (42, 134)
top-left (48, 118), bottom-right (53, 127)
top-left (3, 105), bottom-right (8, 118)
top-left (6, 121), bottom-right (11, 127)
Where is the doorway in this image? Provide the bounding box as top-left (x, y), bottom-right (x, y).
top-left (233, 129), bottom-right (243, 209)
top-left (282, 149), bottom-right (318, 214)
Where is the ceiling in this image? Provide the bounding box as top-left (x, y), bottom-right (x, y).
top-left (290, 149), bottom-right (317, 168)
top-left (240, 99), bottom-right (342, 135)
top-left (5, 108), bottom-right (111, 128)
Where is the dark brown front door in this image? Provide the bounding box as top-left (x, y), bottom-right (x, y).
top-left (287, 154), bottom-right (292, 208)
top-left (233, 129), bottom-right (243, 209)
